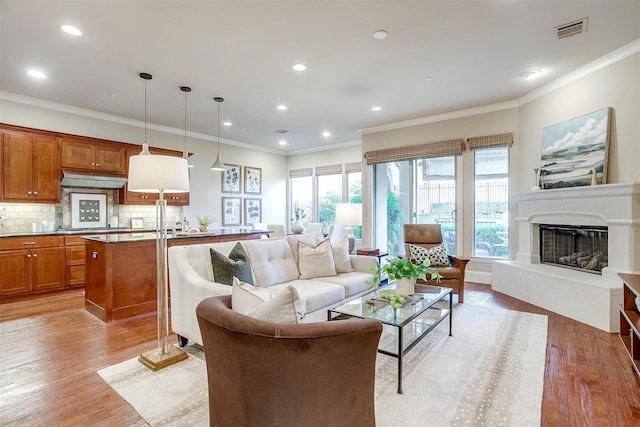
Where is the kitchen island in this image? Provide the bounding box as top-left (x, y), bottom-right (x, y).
top-left (83, 229), bottom-right (267, 322)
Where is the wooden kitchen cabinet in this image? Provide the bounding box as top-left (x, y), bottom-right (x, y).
top-left (61, 138), bottom-right (126, 175)
top-left (2, 131), bottom-right (60, 202)
top-left (0, 236), bottom-right (65, 297)
top-left (64, 235), bottom-right (87, 287)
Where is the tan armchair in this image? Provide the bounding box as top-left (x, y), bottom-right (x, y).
top-left (196, 295), bottom-right (382, 427)
top-left (403, 224), bottom-right (469, 303)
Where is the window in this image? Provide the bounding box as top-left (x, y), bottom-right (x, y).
top-left (290, 169), bottom-right (312, 226)
top-left (346, 170), bottom-right (362, 238)
top-left (414, 157), bottom-right (456, 254)
top-left (473, 146), bottom-right (509, 257)
top-left (317, 173), bottom-right (342, 234)
top-left (373, 161), bottom-right (410, 256)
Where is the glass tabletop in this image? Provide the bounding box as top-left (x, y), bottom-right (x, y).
top-left (329, 282), bottom-right (452, 327)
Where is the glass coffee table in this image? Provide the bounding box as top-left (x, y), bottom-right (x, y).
top-left (328, 282), bottom-right (452, 394)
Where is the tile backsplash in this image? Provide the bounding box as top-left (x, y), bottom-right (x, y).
top-left (0, 187), bottom-right (183, 234)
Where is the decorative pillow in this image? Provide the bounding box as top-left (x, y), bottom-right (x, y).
top-left (297, 239), bottom-right (337, 279)
top-left (331, 236), bottom-right (353, 274)
top-left (231, 278), bottom-right (305, 323)
top-left (409, 243), bottom-right (449, 266)
top-left (210, 242), bottom-right (254, 285)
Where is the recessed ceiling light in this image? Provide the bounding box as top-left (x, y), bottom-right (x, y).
top-left (322, 131), bottom-right (331, 137)
top-left (520, 69), bottom-right (542, 79)
top-left (60, 25), bottom-right (82, 36)
top-left (27, 69), bottom-right (47, 79)
top-left (373, 30), bottom-right (388, 40)
top-left (279, 140), bottom-right (287, 146)
top-left (425, 76), bottom-right (433, 81)
top-left (292, 64), bottom-right (306, 71)
top-left (371, 106), bottom-right (382, 111)
top-left (223, 121), bottom-right (232, 126)
top-left (277, 105), bottom-right (287, 110)
top-left (108, 92), bottom-right (117, 97)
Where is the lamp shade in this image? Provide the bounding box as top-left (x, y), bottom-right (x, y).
top-left (334, 203), bottom-right (362, 226)
top-left (128, 153), bottom-right (190, 193)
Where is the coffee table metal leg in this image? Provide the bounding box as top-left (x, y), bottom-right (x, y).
top-left (397, 326), bottom-right (403, 394)
top-left (449, 292), bottom-right (453, 336)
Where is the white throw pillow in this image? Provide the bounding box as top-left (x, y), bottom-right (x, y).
top-left (410, 243), bottom-right (449, 266)
top-left (231, 278), bottom-right (305, 323)
top-left (297, 239), bottom-right (337, 279)
top-left (331, 236), bottom-right (353, 274)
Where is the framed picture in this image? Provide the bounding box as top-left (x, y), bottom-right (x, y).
top-left (244, 166), bottom-right (262, 194)
top-left (244, 198), bottom-right (262, 225)
top-left (71, 193), bottom-right (107, 229)
top-left (539, 107), bottom-right (612, 189)
top-left (222, 197), bottom-right (242, 226)
top-left (222, 164), bottom-right (242, 193)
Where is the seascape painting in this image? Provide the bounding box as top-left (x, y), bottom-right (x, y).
top-left (539, 107), bottom-right (611, 189)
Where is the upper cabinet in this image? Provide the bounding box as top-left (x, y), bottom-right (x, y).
top-left (2, 131), bottom-right (60, 202)
top-left (61, 138), bottom-right (126, 175)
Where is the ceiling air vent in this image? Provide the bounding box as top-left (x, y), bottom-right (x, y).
top-left (556, 18), bottom-right (588, 39)
top-left (273, 129), bottom-right (289, 134)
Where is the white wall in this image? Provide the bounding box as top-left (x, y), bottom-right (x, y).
top-left (0, 98), bottom-right (289, 229)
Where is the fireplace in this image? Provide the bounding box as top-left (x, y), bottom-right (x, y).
top-left (539, 224), bottom-right (608, 274)
top-left (491, 183), bottom-right (640, 332)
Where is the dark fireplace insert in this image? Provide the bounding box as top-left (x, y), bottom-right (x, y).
top-left (539, 224), bottom-right (608, 274)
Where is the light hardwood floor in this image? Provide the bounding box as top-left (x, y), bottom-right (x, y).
top-left (1, 283), bottom-right (639, 426)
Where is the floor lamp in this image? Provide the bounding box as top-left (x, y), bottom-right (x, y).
top-left (334, 203), bottom-right (362, 254)
top-left (128, 145), bottom-right (190, 370)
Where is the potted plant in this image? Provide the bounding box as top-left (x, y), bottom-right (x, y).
top-left (196, 215), bottom-right (216, 232)
top-left (373, 257), bottom-right (441, 296)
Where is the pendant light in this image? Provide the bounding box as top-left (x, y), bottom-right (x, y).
top-left (210, 97), bottom-right (226, 171)
top-left (180, 86), bottom-right (194, 168)
top-left (139, 72), bottom-right (152, 155)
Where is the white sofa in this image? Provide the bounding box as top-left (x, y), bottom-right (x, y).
top-left (169, 233), bottom-right (378, 345)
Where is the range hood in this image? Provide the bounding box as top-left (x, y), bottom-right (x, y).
top-left (60, 170), bottom-right (128, 189)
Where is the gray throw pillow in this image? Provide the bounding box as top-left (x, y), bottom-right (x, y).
top-left (210, 242), bottom-right (254, 286)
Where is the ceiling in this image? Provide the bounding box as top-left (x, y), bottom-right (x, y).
top-left (1, 1), bottom-right (639, 154)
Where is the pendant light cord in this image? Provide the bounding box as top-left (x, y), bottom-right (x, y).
top-left (184, 90), bottom-right (187, 155)
top-left (217, 101), bottom-right (220, 156)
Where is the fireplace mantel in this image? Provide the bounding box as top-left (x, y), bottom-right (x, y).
top-left (492, 182), bottom-right (640, 332)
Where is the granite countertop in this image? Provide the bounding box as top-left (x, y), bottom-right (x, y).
top-left (82, 228), bottom-right (266, 243)
top-left (0, 228), bottom-right (265, 239)
top-left (0, 227), bottom-right (143, 238)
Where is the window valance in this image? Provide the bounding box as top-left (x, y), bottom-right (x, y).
top-left (364, 139), bottom-right (464, 165)
top-left (466, 132), bottom-right (514, 150)
top-left (345, 162), bottom-right (362, 173)
top-left (289, 167), bottom-right (313, 178)
top-left (315, 164), bottom-right (343, 175)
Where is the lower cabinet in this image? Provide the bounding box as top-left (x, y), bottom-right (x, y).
top-left (0, 237), bottom-right (65, 297)
top-left (64, 235), bottom-right (87, 287)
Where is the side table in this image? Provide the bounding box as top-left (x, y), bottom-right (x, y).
top-left (357, 249), bottom-right (389, 284)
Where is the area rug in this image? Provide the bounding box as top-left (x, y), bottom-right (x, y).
top-left (98, 305), bottom-right (548, 427)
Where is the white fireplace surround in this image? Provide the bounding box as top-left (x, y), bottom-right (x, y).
top-left (492, 182), bottom-right (640, 332)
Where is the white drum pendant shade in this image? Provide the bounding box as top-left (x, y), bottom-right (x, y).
top-left (128, 151), bottom-right (190, 193)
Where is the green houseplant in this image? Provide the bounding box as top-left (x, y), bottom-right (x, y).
top-left (372, 257), bottom-right (441, 298)
top-left (196, 215), bottom-right (216, 232)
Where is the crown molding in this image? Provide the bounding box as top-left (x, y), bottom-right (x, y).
top-left (361, 37), bottom-right (640, 136)
top-left (286, 139), bottom-right (361, 156)
top-left (360, 101), bottom-right (518, 135)
top-left (0, 91), bottom-right (287, 156)
top-left (516, 38), bottom-right (640, 106)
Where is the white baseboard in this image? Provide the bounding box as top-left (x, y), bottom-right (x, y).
top-left (465, 270), bottom-right (492, 284)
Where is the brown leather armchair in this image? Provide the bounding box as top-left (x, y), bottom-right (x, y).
top-left (403, 224), bottom-right (470, 303)
top-left (196, 295), bottom-right (382, 427)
